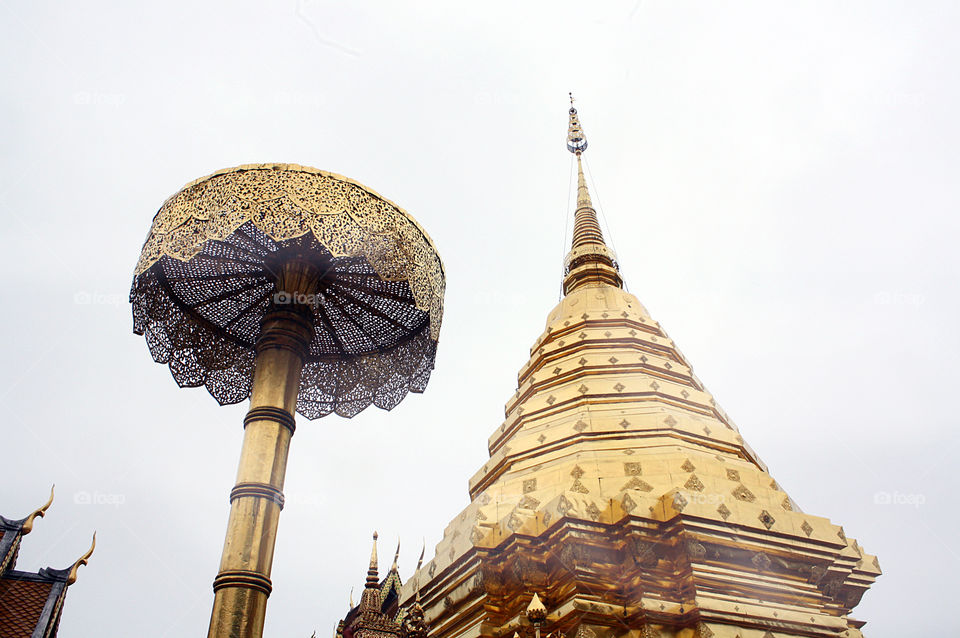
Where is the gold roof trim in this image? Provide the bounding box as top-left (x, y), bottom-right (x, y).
top-left (66, 531), bottom-right (96, 585)
top-left (21, 484), bottom-right (54, 535)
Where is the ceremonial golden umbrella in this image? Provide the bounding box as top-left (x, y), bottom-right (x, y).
top-left (129, 163), bottom-right (444, 638)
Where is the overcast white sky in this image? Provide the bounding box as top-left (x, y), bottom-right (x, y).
top-left (1, 2), bottom-right (957, 636)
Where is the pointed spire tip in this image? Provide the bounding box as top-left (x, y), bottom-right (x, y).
top-left (365, 529), bottom-right (380, 587)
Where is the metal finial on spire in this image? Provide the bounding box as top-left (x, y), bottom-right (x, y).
top-left (526, 592), bottom-right (547, 623)
top-left (566, 93), bottom-right (588, 155)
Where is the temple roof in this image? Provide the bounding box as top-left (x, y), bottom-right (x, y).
top-left (0, 489), bottom-right (94, 638)
top-left (339, 534), bottom-right (403, 638)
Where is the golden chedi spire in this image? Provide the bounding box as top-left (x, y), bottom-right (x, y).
top-left (563, 94), bottom-right (622, 295)
top-left (365, 531), bottom-right (379, 589)
top-left (397, 99), bottom-right (879, 638)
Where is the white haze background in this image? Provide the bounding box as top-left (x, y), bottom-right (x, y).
top-left (1, 2), bottom-right (957, 637)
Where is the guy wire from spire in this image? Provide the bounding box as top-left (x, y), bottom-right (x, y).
top-left (581, 154), bottom-right (629, 293)
top-left (561, 152), bottom-right (575, 300)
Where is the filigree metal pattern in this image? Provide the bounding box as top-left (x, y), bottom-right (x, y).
top-left (130, 164), bottom-right (445, 419)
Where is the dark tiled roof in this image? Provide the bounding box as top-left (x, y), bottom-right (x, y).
top-left (0, 575), bottom-right (61, 638)
top-left (0, 492), bottom-right (89, 638)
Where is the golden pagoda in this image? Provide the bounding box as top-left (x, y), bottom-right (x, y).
top-left (342, 98), bottom-right (881, 638)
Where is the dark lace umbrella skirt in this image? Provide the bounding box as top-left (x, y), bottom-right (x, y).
top-left (130, 164), bottom-right (445, 419)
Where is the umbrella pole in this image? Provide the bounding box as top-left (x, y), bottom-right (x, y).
top-left (208, 262), bottom-right (319, 638)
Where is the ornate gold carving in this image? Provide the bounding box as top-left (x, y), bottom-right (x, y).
top-left (695, 623), bottom-right (714, 638)
top-left (758, 510), bottom-right (776, 530)
top-left (751, 552), bottom-right (772, 571)
top-left (67, 532), bottom-right (96, 585)
top-left (731, 484), bottom-right (756, 503)
top-left (526, 592), bottom-right (548, 624)
top-left (570, 480), bottom-right (590, 494)
top-left (621, 477), bottom-right (653, 492)
top-left (684, 474), bottom-right (705, 492)
top-left (685, 537), bottom-right (706, 560)
top-left (519, 496), bottom-right (541, 510)
top-left (628, 538), bottom-right (660, 568)
top-left (21, 485), bottom-right (54, 535)
top-left (400, 602), bottom-right (428, 638)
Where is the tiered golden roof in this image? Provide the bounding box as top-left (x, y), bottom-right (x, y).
top-left (395, 101), bottom-right (880, 638)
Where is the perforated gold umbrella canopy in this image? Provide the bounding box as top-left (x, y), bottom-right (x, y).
top-left (130, 163), bottom-right (445, 419)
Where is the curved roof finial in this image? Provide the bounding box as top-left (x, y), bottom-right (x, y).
top-left (391, 538), bottom-right (400, 572)
top-left (414, 539), bottom-right (427, 602)
top-left (67, 531), bottom-right (95, 584)
top-left (21, 485), bottom-right (54, 535)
